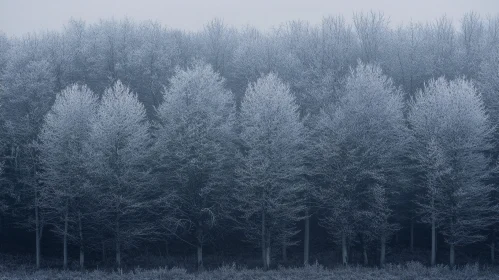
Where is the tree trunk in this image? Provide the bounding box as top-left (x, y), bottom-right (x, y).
top-left (265, 227), bottom-right (271, 269)
top-left (35, 204), bottom-right (41, 269)
top-left (36, 231), bottom-right (41, 269)
top-left (102, 241), bottom-right (106, 262)
top-left (165, 240), bottom-right (169, 256)
top-left (197, 244), bottom-right (203, 271)
top-left (341, 231), bottom-right (348, 265)
top-left (363, 245), bottom-right (368, 266)
top-left (435, 227), bottom-right (438, 255)
top-left (116, 217), bottom-right (121, 268)
top-left (261, 209), bottom-right (267, 270)
top-left (449, 243), bottom-right (455, 267)
top-left (380, 233), bottom-right (386, 267)
top-left (196, 221), bottom-right (204, 271)
top-left (282, 242), bottom-right (287, 262)
top-left (348, 242), bottom-right (352, 264)
top-left (266, 243), bottom-right (271, 269)
top-left (304, 209), bottom-right (310, 266)
top-left (431, 218), bottom-right (436, 266)
top-left (410, 218), bottom-right (414, 252)
top-left (116, 239), bottom-right (121, 268)
top-left (491, 229), bottom-right (496, 265)
top-left (63, 207), bottom-right (68, 270)
top-left (491, 241), bottom-right (495, 265)
top-left (361, 235), bottom-right (368, 266)
top-left (78, 212), bottom-right (84, 270)
top-left (79, 249), bottom-right (84, 270)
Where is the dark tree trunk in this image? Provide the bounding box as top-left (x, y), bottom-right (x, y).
top-left (78, 212), bottom-right (84, 270)
top-left (63, 206), bottom-right (68, 270)
top-left (102, 241), bottom-right (106, 262)
top-left (261, 209), bottom-right (268, 270)
top-left (165, 240), bottom-right (169, 256)
top-left (115, 217), bottom-right (121, 268)
top-left (282, 241), bottom-right (287, 262)
top-left (80, 248), bottom-right (84, 270)
top-left (450, 243), bottom-right (455, 267)
top-left (449, 219), bottom-right (455, 267)
top-left (435, 227), bottom-right (438, 255)
top-left (410, 218), bottom-right (414, 252)
top-left (341, 231), bottom-right (348, 265)
top-left (35, 205), bottom-right (41, 269)
top-left (197, 244), bottom-right (203, 271)
top-left (265, 241), bottom-right (271, 269)
top-left (363, 245), bottom-right (368, 266)
top-left (116, 239), bottom-right (121, 268)
top-left (304, 209), bottom-right (310, 266)
top-left (361, 235), bottom-right (368, 266)
top-left (380, 233), bottom-right (386, 267)
top-left (491, 229), bottom-right (496, 265)
top-left (196, 221), bottom-right (204, 271)
top-left (431, 216), bottom-right (436, 266)
top-left (491, 240), bottom-right (495, 265)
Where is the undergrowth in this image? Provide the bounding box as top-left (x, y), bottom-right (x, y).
top-left (1, 261), bottom-right (498, 279)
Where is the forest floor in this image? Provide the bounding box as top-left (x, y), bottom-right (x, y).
top-left (1, 262), bottom-right (499, 280)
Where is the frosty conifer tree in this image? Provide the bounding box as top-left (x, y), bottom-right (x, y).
top-left (312, 62), bottom-right (407, 266)
top-left (154, 63), bottom-right (236, 271)
top-left (38, 84), bottom-right (97, 269)
top-left (86, 81), bottom-right (154, 268)
top-left (409, 77), bottom-right (495, 266)
top-left (233, 73), bottom-right (306, 270)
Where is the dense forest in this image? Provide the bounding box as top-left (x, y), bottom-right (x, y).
top-left (0, 11), bottom-right (499, 274)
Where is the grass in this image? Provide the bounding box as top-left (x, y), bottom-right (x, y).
top-left (1, 261), bottom-right (499, 280)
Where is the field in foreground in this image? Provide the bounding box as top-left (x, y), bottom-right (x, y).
top-left (1, 262), bottom-right (499, 280)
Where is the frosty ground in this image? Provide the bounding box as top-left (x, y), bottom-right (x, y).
top-left (1, 263), bottom-right (499, 280)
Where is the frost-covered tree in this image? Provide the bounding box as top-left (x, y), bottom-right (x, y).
top-left (0, 97), bottom-right (13, 226)
top-left (478, 44), bottom-right (499, 125)
top-left (86, 81), bottom-right (154, 268)
top-left (428, 16), bottom-right (459, 79)
top-left (154, 63), bottom-right (236, 271)
top-left (230, 27), bottom-right (270, 105)
top-left (459, 12), bottom-right (484, 79)
top-left (410, 139), bottom-right (450, 266)
top-left (0, 38), bottom-right (57, 269)
top-left (312, 62), bottom-right (406, 266)
top-left (477, 43), bottom-right (499, 263)
top-left (233, 73), bottom-right (306, 270)
top-left (200, 18), bottom-right (238, 78)
top-left (38, 84), bottom-right (97, 269)
top-left (408, 77), bottom-right (495, 266)
top-left (386, 22), bottom-right (433, 100)
top-left (353, 11), bottom-right (389, 63)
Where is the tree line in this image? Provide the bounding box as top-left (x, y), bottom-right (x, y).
top-left (0, 11), bottom-right (498, 271)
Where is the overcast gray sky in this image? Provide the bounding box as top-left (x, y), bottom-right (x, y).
top-left (0, 0), bottom-right (498, 36)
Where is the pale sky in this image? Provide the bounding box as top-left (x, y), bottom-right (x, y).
top-left (0, 0), bottom-right (498, 36)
